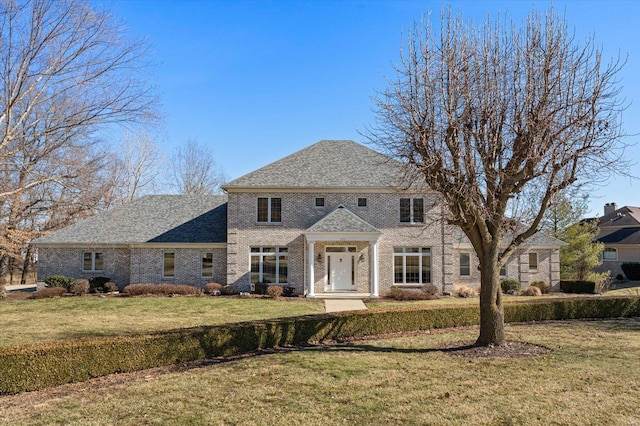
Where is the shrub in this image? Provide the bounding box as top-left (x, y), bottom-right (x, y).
top-left (560, 280), bottom-right (596, 294)
top-left (616, 273), bottom-right (625, 281)
top-left (29, 287), bottom-right (66, 299)
top-left (521, 286), bottom-right (542, 296)
top-left (2, 296), bottom-right (639, 395)
top-left (44, 275), bottom-right (74, 292)
top-left (122, 283), bottom-right (199, 297)
top-left (205, 282), bottom-right (224, 295)
top-left (501, 279), bottom-right (521, 294)
top-left (621, 263), bottom-right (640, 280)
top-left (104, 282), bottom-right (119, 293)
top-left (387, 286), bottom-right (438, 301)
top-left (422, 283), bottom-right (439, 296)
top-left (266, 285), bottom-right (283, 299)
top-left (282, 286), bottom-right (295, 297)
top-left (70, 279), bottom-right (90, 296)
top-left (529, 280), bottom-right (550, 294)
top-left (88, 277), bottom-right (112, 293)
top-left (254, 282), bottom-right (268, 295)
top-left (453, 285), bottom-right (477, 298)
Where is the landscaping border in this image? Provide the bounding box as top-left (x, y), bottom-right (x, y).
top-left (1, 296), bottom-right (639, 395)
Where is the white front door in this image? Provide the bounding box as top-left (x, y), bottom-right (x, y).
top-left (329, 253), bottom-right (355, 291)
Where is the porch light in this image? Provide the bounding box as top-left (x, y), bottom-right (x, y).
top-left (317, 253), bottom-right (322, 262)
top-left (359, 254), bottom-right (364, 262)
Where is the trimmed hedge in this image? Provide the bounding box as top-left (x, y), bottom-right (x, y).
top-left (1, 296), bottom-right (639, 395)
top-left (621, 263), bottom-right (640, 280)
top-left (560, 280), bottom-right (596, 294)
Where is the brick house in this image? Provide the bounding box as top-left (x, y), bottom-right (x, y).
top-left (32, 140), bottom-right (562, 296)
top-left (593, 203), bottom-right (640, 279)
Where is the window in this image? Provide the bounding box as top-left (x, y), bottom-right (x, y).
top-left (603, 248), bottom-right (618, 261)
top-left (393, 247), bottom-right (431, 284)
top-left (202, 252), bottom-right (213, 278)
top-left (163, 252), bottom-right (175, 278)
top-left (314, 197), bottom-right (325, 207)
top-left (357, 197), bottom-right (368, 208)
top-left (459, 253), bottom-right (470, 276)
top-left (529, 252), bottom-right (538, 271)
top-left (82, 252), bottom-right (103, 272)
top-left (257, 197), bottom-right (282, 223)
top-left (500, 264), bottom-right (507, 277)
top-left (251, 247), bottom-right (288, 284)
top-left (400, 198), bottom-right (424, 223)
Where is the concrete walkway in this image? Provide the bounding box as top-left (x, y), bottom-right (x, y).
top-left (324, 299), bottom-right (368, 313)
top-left (5, 284), bottom-right (37, 292)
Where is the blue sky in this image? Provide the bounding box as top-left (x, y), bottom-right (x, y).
top-left (95, 0), bottom-right (640, 217)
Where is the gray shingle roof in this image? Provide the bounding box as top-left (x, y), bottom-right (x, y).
top-left (453, 227), bottom-right (565, 247)
top-left (598, 206), bottom-right (640, 228)
top-left (306, 206), bottom-right (380, 234)
top-left (597, 227), bottom-right (640, 245)
top-left (31, 195), bottom-right (228, 245)
top-left (222, 140), bottom-right (408, 189)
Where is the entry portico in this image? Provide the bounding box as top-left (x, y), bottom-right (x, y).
top-left (305, 205), bottom-right (381, 298)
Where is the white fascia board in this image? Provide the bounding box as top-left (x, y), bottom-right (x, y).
top-left (305, 232), bottom-right (381, 242)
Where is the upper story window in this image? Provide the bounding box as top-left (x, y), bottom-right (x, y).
top-left (163, 252), bottom-right (175, 279)
top-left (315, 197), bottom-right (325, 208)
top-left (400, 198), bottom-right (424, 223)
top-left (603, 247), bottom-right (617, 261)
top-left (257, 197), bottom-right (282, 223)
top-left (529, 252), bottom-right (538, 271)
top-left (459, 252), bottom-right (470, 276)
top-left (202, 252), bottom-right (213, 278)
top-left (357, 197), bottom-right (368, 208)
top-left (83, 252), bottom-right (103, 272)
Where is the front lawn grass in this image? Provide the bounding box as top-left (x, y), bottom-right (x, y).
top-left (0, 297), bottom-right (324, 347)
top-left (1, 318), bottom-right (639, 425)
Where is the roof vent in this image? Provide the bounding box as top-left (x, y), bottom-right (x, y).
top-left (337, 204), bottom-right (345, 209)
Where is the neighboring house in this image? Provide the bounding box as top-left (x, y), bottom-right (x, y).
top-left (594, 203), bottom-right (640, 279)
top-left (32, 140), bottom-right (563, 296)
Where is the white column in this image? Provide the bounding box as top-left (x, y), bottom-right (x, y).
top-left (371, 240), bottom-right (379, 297)
top-left (307, 241), bottom-right (315, 297)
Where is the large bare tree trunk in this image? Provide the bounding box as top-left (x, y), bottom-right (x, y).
top-left (477, 251), bottom-right (505, 346)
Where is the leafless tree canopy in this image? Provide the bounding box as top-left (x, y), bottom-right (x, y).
top-left (371, 8), bottom-right (627, 345)
top-left (169, 139), bottom-right (226, 195)
top-left (0, 0), bottom-right (158, 280)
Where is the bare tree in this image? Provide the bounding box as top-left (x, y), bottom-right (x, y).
top-left (371, 8), bottom-right (627, 345)
top-left (110, 130), bottom-right (164, 203)
top-left (169, 139), bottom-right (226, 195)
top-left (0, 0), bottom-right (157, 278)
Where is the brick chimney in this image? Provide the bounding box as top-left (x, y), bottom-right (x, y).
top-left (604, 202), bottom-right (618, 215)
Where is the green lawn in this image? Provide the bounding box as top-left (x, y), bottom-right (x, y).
top-left (0, 296), bottom-right (325, 347)
top-left (1, 318), bottom-right (639, 425)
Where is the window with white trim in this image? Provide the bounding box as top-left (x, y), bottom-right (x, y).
top-left (202, 252), bottom-right (213, 278)
top-left (83, 252), bottom-right (104, 272)
top-left (257, 197), bottom-right (282, 223)
top-left (529, 252), bottom-right (538, 271)
top-left (500, 264), bottom-right (507, 277)
top-left (357, 197), bottom-right (368, 208)
top-left (603, 248), bottom-right (618, 261)
top-left (459, 252), bottom-right (470, 276)
top-left (163, 252), bottom-right (175, 278)
top-left (400, 198), bottom-right (424, 223)
top-left (251, 247), bottom-right (288, 284)
top-left (393, 247), bottom-right (431, 284)
top-left (314, 197), bottom-right (325, 208)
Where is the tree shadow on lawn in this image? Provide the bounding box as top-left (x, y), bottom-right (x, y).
top-left (534, 317), bottom-right (640, 334)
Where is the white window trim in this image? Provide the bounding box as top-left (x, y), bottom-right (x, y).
top-left (603, 248), bottom-right (618, 261)
top-left (399, 198), bottom-right (424, 224)
top-left (314, 197), bottom-right (325, 208)
top-left (162, 252), bottom-right (175, 279)
top-left (529, 252), bottom-right (538, 271)
top-left (459, 252), bottom-right (471, 277)
top-left (82, 251), bottom-right (104, 272)
top-left (393, 247), bottom-right (431, 285)
top-left (251, 247), bottom-right (288, 284)
top-left (256, 197), bottom-right (282, 224)
top-left (201, 252), bottom-right (213, 278)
